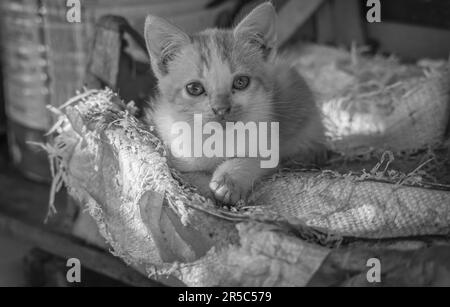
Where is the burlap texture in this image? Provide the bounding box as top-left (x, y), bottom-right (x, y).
top-left (251, 172), bottom-right (450, 238)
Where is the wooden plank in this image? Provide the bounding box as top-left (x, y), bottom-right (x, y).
top-left (331, 0), bottom-right (366, 47)
top-left (0, 60), bottom-right (5, 135)
top-left (0, 150), bottom-right (161, 286)
top-left (88, 0), bottom-right (234, 36)
top-left (277, 0), bottom-right (325, 46)
top-left (367, 21), bottom-right (450, 60)
top-left (315, 1), bottom-right (334, 45)
top-left (380, 0), bottom-right (450, 30)
top-left (0, 213), bottom-right (160, 287)
top-left (91, 0), bottom-right (213, 19)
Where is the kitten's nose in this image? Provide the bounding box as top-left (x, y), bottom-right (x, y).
top-left (212, 106), bottom-right (231, 117)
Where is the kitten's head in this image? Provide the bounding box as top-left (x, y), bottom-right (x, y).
top-left (144, 2), bottom-right (277, 123)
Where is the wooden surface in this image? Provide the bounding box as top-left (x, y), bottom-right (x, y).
top-left (276, 0), bottom-right (325, 46)
top-left (380, 0), bottom-right (450, 30)
top-left (0, 136), bottom-right (161, 287)
top-left (0, 60), bottom-right (5, 135)
top-left (366, 21), bottom-right (450, 60)
top-left (314, 0), bottom-right (366, 47)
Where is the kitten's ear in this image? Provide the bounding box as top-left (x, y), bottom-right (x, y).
top-left (144, 15), bottom-right (190, 77)
top-left (233, 2), bottom-right (277, 56)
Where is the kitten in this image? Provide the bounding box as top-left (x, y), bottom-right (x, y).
top-left (143, 3), bottom-right (325, 205)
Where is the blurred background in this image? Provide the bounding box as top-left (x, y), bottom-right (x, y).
top-left (0, 0), bottom-right (449, 286)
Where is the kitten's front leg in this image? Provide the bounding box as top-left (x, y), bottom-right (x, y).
top-left (209, 158), bottom-right (275, 205)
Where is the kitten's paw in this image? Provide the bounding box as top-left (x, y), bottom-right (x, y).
top-left (209, 172), bottom-right (247, 205)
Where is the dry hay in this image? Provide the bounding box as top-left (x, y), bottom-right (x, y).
top-left (289, 44), bottom-right (450, 156)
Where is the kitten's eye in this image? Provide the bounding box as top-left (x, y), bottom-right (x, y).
top-left (232, 75), bottom-right (250, 90)
top-left (186, 82), bottom-right (205, 96)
